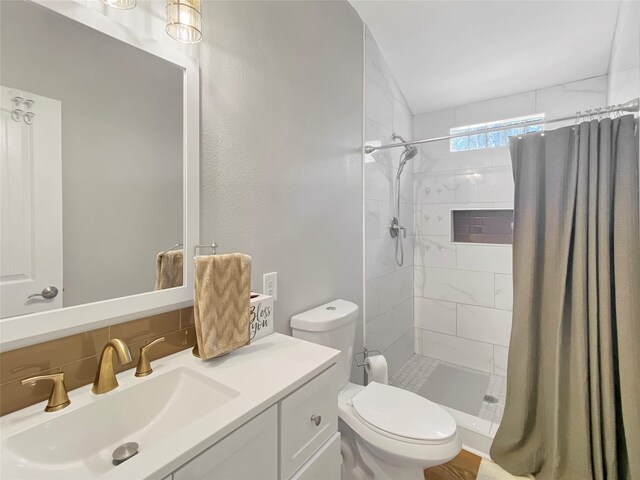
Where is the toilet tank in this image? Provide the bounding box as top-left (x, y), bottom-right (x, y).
top-left (291, 299), bottom-right (358, 390)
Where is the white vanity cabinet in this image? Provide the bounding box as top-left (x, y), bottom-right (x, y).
top-left (279, 367), bottom-right (338, 479)
top-left (172, 405), bottom-right (278, 480)
top-left (290, 433), bottom-right (341, 480)
top-left (168, 365), bottom-right (339, 480)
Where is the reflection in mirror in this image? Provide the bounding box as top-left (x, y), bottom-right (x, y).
top-left (0, 1), bottom-right (184, 319)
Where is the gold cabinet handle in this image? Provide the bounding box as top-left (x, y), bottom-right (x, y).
top-left (135, 337), bottom-right (165, 377)
top-left (21, 372), bottom-right (70, 412)
top-left (310, 414), bottom-right (322, 426)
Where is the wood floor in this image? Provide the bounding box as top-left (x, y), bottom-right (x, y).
top-left (424, 450), bottom-right (482, 480)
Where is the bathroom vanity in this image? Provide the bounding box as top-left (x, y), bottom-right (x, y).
top-left (0, 334), bottom-right (341, 480)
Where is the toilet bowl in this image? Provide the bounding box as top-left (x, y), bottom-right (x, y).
top-left (339, 382), bottom-right (461, 479)
top-left (291, 300), bottom-right (461, 479)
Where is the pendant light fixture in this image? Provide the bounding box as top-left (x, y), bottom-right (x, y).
top-left (99, 0), bottom-right (136, 10)
top-left (166, 0), bottom-right (202, 44)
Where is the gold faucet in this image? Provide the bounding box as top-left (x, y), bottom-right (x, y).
top-left (92, 339), bottom-right (132, 394)
top-left (135, 337), bottom-right (165, 377)
top-left (21, 372), bottom-right (70, 412)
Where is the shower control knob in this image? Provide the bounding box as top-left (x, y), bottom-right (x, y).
top-left (310, 414), bottom-right (322, 426)
top-left (390, 217), bottom-right (403, 238)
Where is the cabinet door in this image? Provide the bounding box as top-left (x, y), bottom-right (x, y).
top-left (290, 433), bottom-right (340, 480)
top-left (280, 366), bottom-right (338, 479)
top-left (173, 405), bottom-right (277, 480)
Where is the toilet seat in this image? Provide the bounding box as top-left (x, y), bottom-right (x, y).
top-left (338, 382), bottom-right (461, 472)
top-left (351, 382), bottom-right (457, 445)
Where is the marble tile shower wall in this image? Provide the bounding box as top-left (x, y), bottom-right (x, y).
top-left (364, 27), bottom-right (415, 377)
top-left (412, 75), bottom-right (608, 375)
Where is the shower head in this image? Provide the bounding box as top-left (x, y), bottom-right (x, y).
top-left (403, 145), bottom-right (418, 160)
top-left (397, 146), bottom-right (418, 180)
top-left (392, 133), bottom-right (419, 161)
top-left (393, 133), bottom-right (419, 180)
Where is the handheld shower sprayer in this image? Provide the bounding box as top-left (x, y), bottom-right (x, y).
top-left (390, 134), bottom-right (418, 267)
top-left (393, 134), bottom-right (419, 180)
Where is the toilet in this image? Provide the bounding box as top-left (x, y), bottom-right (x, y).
top-left (291, 299), bottom-right (461, 480)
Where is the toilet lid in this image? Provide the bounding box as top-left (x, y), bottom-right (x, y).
top-left (351, 382), bottom-right (457, 442)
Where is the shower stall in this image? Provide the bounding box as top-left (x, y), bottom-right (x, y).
top-left (364, 28), bottom-right (512, 453)
top-left (364, 25), bottom-right (639, 455)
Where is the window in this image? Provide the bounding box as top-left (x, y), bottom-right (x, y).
top-left (451, 209), bottom-right (513, 245)
top-left (450, 114), bottom-right (544, 152)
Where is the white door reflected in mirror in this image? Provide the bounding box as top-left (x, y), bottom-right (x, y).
top-left (0, 86), bottom-right (63, 318)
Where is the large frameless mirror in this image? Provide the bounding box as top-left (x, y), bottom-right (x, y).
top-left (0, 0), bottom-right (199, 350)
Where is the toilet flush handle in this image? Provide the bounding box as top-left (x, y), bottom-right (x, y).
top-left (310, 414), bottom-right (322, 426)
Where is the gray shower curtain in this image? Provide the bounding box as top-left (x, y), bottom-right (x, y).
top-left (491, 115), bottom-right (640, 480)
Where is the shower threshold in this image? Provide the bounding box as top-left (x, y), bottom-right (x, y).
top-left (389, 354), bottom-right (506, 456)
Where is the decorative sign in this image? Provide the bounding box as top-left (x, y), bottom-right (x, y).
top-left (250, 293), bottom-right (273, 341)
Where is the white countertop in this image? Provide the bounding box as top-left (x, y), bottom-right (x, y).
top-left (0, 333), bottom-right (340, 480)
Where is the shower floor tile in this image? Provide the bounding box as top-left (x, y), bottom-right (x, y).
top-left (418, 364), bottom-right (490, 416)
top-left (389, 354), bottom-right (507, 425)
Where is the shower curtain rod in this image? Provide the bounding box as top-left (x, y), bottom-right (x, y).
top-left (364, 98), bottom-right (640, 154)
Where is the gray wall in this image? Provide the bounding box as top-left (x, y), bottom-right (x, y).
top-left (0, 1), bottom-right (183, 307)
top-left (199, 1), bottom-right (364, 382)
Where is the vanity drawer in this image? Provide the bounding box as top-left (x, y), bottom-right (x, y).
top-left (279, 365), bottom-right (338, 479)
top-left (173, 405), bottom-right (277, 480)
top-left (290, 432), bottom-right (341, 480)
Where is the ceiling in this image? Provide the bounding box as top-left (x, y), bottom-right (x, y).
top-left (350, 1), bottom-right (621, 114)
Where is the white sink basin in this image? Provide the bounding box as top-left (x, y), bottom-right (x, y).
top-left (2, 367), bottom-right (238, 478)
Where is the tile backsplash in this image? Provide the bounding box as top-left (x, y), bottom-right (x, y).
top-left (0, 307), bottom-right (196, 416)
